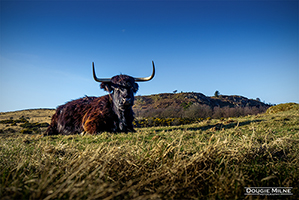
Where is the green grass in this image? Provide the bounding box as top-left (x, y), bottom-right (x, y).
top-left (0, 106), bottom-right (298, 199)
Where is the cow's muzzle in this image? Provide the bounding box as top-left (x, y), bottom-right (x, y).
top-left (121, 98), bottom-right (133, 107)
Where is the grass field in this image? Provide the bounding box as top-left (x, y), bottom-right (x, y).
top-left (0, 105), bottom-right (298, 199)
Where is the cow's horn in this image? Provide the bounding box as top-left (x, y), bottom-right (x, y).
top-left (92, 61), bottom-right (155, 82)
top-left (134, 61), bottom-right (155, 82)
top-left (92, 62), bottom-right (111, 82)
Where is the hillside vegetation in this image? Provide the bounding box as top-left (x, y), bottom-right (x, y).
top-left (0, 103), bottom-right (298, 199)
top-left (0, 109), bottom-right (55, 135)
top-left (266, 102), bottom-right (299, 114)
top-left (133, 92), bottom-right (270, 119)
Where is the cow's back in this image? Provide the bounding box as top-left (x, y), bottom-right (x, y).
top-left (46, 95), bottom-right (115, 135)
top-left (56, 96), bottom-right (96, 135)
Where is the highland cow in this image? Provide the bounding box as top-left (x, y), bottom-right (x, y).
top-left (46, 61), bottom-right (155, 135)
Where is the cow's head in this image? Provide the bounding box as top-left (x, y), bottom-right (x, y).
top-left (92, 61), bottom-right (155, 111)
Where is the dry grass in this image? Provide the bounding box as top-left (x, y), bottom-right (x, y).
top-left (0, 107), bottom-right (298, 199)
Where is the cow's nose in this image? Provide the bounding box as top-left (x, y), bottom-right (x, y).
top-left (123, 98), bottom-right (132, 106)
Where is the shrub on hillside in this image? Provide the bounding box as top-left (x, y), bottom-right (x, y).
top-left (20, 129), bottom-right (33, 134)
top-left (0, 117), bottom-right (29, 125)
top-left (134, 103), bottom-right (269, 127)
top-left (137, 106), bottom-right (184, 118)
top-left (183, 104), bottom-right (212, 119)
top-left (213, 106), bottom-right (245, 118)
top-left (19, 122), bottom-right (49, 134)
top-left (212, 106), bottom-right (268, 119)
top-left (160, 106), bottom-right (183, 118)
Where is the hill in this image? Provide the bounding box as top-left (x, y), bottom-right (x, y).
top-left (133, 92), bottom-right (271, 118)
top-left (134, 92), bottom-right (268, 109)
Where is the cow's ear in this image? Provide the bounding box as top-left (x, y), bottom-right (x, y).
top-left (100, 82), bottom-right (113, 92)
top-left (133, 83), bottom-right (139, 93)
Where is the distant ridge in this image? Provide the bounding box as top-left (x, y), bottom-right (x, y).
top-left (133, 92), bottom-right (271, 118)
top-left (134, 92), bottom-right (270, 110)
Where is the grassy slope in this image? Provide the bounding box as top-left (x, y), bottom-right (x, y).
top-left (0, 108), bottom-right (298, 199)
top-left (0, 109), bottom-right (55, 134)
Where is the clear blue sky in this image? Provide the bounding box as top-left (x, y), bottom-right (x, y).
top-left (1, 0), bottom-right (298, 112)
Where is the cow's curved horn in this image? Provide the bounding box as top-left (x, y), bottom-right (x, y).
top-left (134, 61), bottom-right (155, 82)
top-left (92, 61), bottom-right (155, 82)
top-left (92, 62), bottom-right (111, 82)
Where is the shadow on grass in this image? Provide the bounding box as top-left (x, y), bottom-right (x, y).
top-left (153, 119), bottom-right (264, 133)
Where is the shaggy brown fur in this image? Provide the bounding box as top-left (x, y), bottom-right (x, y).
top-left (46, 75), bottom-right (138, 135)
